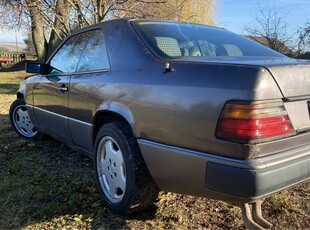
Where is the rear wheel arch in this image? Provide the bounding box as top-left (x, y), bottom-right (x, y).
top-left (93, 110), bottom-right (135, 144)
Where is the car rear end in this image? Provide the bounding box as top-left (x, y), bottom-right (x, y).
top-left (205, 60), bottom-right (310, 202)
top-left (79, 18), bottom-right (310, 228)
top-left (131, 19), bottom-right (310, 203)
top-left (136, 61), bottom-right (310, 207)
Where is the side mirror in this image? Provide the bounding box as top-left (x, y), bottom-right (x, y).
top-left (25, 62), bottom-right (48, 74)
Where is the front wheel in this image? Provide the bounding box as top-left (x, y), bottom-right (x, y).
top-left (94, 122), bottom-right (159, 214)
top-left (9, 98), bottom-right (43, 140)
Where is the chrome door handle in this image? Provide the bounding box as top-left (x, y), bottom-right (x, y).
top-left (59, 86), bottom-right (68, 92)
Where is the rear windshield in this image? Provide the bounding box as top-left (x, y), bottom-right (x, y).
top-left (131, 21), bottom-right (285, 59)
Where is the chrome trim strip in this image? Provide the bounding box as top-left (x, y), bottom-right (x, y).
top-left (283, 95), bottom-right (310, 102)
top-left (72, 68), bottom-right (110, 75)
top-left (69, 116), bottom-right (93, 127)
top-left (32, 106), bottom-right (93, 127)
top-left (138, 139), bottom-right (310, 170)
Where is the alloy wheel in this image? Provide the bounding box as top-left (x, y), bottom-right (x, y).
top-left (96, 136), bottom-right (126, 203)
top-left (12, 105), bottom-right (38, 138)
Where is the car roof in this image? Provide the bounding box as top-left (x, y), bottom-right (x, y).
top-left (69, 18), bottom-right (223, 37)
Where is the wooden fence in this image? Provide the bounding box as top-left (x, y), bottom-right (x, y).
top-left (0, 52), bottom-right (37, 69)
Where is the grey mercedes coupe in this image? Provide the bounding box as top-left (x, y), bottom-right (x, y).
top-left (10, 19), bottom-right (310, 229)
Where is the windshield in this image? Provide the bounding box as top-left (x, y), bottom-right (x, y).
top-left (131, 20), bottom-right (285, 59)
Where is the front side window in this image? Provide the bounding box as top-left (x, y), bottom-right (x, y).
top-left (48, 29), bottom-right (109, 75)
top-left (131, 21), bottom-right (286, 59)
top-left (49, 34), bottom-right (88, 74)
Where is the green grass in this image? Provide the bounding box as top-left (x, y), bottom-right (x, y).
top-left (0, 83), bottom-right (20, 95)
top-left (0, 70), bottom-right (309, 229)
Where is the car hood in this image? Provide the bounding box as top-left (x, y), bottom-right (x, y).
top-left (174, 56), bottom-right (310, 99)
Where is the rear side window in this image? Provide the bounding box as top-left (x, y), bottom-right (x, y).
top-left (132, 21), bottom-right (285, 59)
top-left (76, 30), bottom-right (110, 72)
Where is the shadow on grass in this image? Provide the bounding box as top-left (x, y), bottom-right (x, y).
top-left (0, 117), bottom-right (157, 229)
top-left (0, 83), bottom-right (19, 95)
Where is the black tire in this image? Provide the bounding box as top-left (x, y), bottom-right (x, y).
top-left (9, 98), bottom-right (43, 140)
top-left (94, 121), bottom-right (159, 214)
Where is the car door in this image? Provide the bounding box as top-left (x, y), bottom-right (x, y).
top-left (68, 29), bottom-right (111, 152)
top-left (33, 33), bottom-right (88, 145)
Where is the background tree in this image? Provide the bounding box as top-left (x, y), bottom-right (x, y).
top-left (297, 21), bottom-right (310, 54)
top-left (114, 0), bottom-right (215, 25)
top-left (0, 0), bottom-right (215, 62)
top-left (165, 0), bottom-right (214, 25)
top-left (23, 31), bottom-right (35, 52)
top-left (243, 5), bottom-right (293, 55)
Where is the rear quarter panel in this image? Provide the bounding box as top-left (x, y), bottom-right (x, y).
top-left (126, 63), bottom-right (282, 158)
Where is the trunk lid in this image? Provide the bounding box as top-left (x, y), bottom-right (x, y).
top-left (266, 60), bottom-right (310, 99)
top-left (176, 57), bottom-right (310, 99)
top-left (262, 59), bottom-right (310, 132)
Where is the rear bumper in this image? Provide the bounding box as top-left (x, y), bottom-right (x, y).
top-left (138, 139), bottom-right (310, 203)
top-left (206, 156), bottom-right (309, 199)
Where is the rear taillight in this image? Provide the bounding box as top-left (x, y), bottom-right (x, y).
top-left (216, 99), bottom-right (296, 143)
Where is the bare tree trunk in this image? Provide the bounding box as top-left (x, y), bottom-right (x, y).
top-left (97, 0), bottom-right (105, 22)
top-left (25, 0), bottom-right (48, 62)
top-left (73, 0), bottom-right (84, 28)
top-left (47, 0), bottom-right (70, 59)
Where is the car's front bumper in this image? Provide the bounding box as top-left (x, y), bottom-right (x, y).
top-left (138, 139), bottom-right (310, 203)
